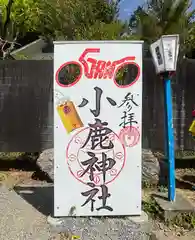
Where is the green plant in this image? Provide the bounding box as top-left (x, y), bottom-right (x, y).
top-left (0, 152), bottom-right (39, 161)
top-left (115, 65), bottom-right (128, 85)
top-left (39, 0), bottom-right (123, 40)
top-left (14, 53), bottom-right (29, 59)
top-left (142, 180), bottom-right (153, 189)
top-left (0, 152), bottom-right (25, 160)
top-left (143, 197), bottom-right (195, 230)
top-left (142, 197), bottom-right (163, 219)
top-left (157, 185), bottom-right (168, 193)
top-left (167, 213), bottom-right (195, 230)
top-left (0, 0), bottom-right (43, 59)
top-left (129, 0), bottom-right (195, 57)
top-left (142, 180), bottom-right (158, 189)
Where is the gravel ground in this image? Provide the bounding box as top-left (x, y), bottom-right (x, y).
top-left (1, 149), bottom-right (195, 240)
top-left (0, 175), bottom-right (150, 240)
top-left (0, 184), bottom-right (53, 240)
top-left (49, 215), bottom-right (150, 240)
top-left (1, 169), bottom-right (195, 240)
top-left (36, 149), bottom-right (151, 239)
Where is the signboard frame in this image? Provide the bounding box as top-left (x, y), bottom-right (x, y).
top-left (54, 40), bottom-right (143, 217)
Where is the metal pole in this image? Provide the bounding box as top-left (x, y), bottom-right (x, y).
top-left (164, 76), bottom-right (176, 201)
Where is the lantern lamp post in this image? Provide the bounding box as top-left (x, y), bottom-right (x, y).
top-left (150, 35), bottom-right (179, 202)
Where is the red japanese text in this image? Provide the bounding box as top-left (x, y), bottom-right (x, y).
top-left (78, 48), bottom-right (136, 79)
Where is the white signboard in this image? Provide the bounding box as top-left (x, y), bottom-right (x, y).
top-left (54, 41), bottom-right (143, 217)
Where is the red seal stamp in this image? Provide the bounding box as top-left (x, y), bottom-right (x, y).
top-left (66, 127), bottom-right (126, 186)
top-left (119, 126), bottom-right (140, 147)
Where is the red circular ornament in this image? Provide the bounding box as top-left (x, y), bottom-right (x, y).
top-left (66, 127), bottom-right (126, 186)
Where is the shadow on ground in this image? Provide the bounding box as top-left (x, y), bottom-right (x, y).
top-left (176, 178), bottom-right (195, 190)
top-left (14, 185), bottom-right (53, 216)
top-left (175, 159), bottom-right (195, 169)
top-left (182, 175), bottom-right (195, 183)
top-left (0, 159), bottom-right (38, 171)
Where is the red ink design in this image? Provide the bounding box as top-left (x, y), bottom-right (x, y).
top-left (108, 133), bottom-right (115, 141)
top-left (77, 170), bottom-right (84, 178)
top-left (93, 175), bottom-right (100, 184)
top-left (68, 154), bottom-right (77, 162)
top-left (119, 126), bottom-right (140, 147)
top-left (110, 168), bottom-right (117, 176)
top-left (66, 127), bottom-right (126, 186)
top-left (56, 48), bottom-right (140, 87)
top-left (63, 106), bottom-right (71, 114)
top-left (115, 152), bottom-right (123, 160)
top-left (55, 61), bottom-right (83, 87)
top-left (75, 137), bottom-right (82, 144)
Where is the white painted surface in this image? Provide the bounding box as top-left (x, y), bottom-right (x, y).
top-left (150, 35), bottom-right (179, 73)
top-left (54, 41), bottom-right (143, 217)
top-left (150, 38), bottom-right (165, 73)
top-left (162, 35), bottom-right (179, 71)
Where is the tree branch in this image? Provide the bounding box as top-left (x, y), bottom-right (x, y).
top-left (0, 32), bottom-right (20, 59)
top-left (3, 0), bottom-right (14, 39)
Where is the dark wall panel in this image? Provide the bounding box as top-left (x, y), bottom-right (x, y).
top-left (0, 59), bottom-right (194, 152)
